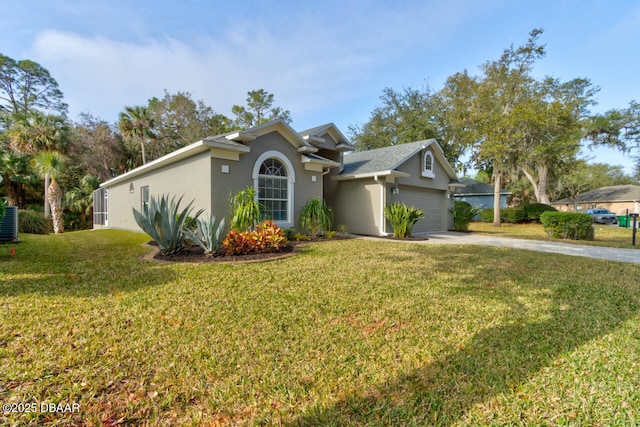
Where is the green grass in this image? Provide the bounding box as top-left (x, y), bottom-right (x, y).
top-left (469, 221), bottom-right (640, 249)
top-left (1, 231), bottom-right (640, 426)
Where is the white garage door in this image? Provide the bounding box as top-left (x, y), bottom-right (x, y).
top-left (395, 186), bottom-right (445, 233)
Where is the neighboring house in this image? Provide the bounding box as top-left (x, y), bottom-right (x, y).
top-left (452, 178), bottom-right (510, 215)
top-left (94, 119), bottom-right (460, 236)
top-left (551, 184), bottom-right (640, 215)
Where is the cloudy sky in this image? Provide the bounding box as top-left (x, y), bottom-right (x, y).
top-left (2, 0), bottom-right (639, 173)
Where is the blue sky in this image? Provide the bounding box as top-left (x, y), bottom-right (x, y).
top-left (2, 0), bottom-right (638, 173)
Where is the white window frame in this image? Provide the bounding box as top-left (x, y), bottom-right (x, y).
top-left (252, 150), bottom-right (295, 228)
top-left (422, 150), bottom-right (435, 178)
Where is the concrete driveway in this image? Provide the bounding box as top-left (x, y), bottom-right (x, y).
top-left (363, 232), bottom-right (640, 265)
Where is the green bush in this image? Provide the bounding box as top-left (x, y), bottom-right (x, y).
top-left (502, 206), bottom-right (526, 223)
top-left (299, 198), bottom-right (333, 238)
top-left (0, 199), bottom-right (5, 225)
top-left (451, 201), bottom-right (480, 231)
top-left (384, 202), bottom-right (424, 238)
top-left (540, 211), bottom-right (594, 240)
top-left (522, 203), bottom-right (557, 222)
top-left (480, 209), bottom-right (496, 223)
top-left (18, 209), bottom-right (52, 234)
top-left (229, 186), bottom-right (264, 232)
top-left (132, 194), bottom-right (203, 255)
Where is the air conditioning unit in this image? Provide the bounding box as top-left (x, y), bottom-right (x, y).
top-left (0, 206), bottom-right (19, 241)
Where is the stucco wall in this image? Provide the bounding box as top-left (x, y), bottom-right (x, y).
top-left (332, 179), bottom-right (383, 235)
top-left (395, 149), bottom-right (450, 190)
top-left (105, 151), bottom-right (212, 232)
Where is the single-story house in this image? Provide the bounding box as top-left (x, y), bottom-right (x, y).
top-left (551, 184), bottom-right (640, 215)
top-left (452, 178), bottom-right (511, 215)
top-left (94, 119), bottom-right (461, 236)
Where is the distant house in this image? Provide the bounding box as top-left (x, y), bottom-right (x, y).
top-left (94, 120), bottom-right (461, 236)
top-left (551, 184), bottom-right (640, 215)
top-left (452, 178), bottom-right (511, 215)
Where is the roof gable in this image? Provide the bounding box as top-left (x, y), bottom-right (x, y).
top-left (339, 139), bottom-right (458, 181)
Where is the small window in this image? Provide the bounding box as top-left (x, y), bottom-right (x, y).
top-left (422, 151), bottom-right (435, 178)
top-left (140, 186), bottom-right (150, 212)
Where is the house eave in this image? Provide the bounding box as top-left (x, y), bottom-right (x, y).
top-left (332, 169), bottom-right (411, 181)
top-left (100, 139), bottom-right (249, 188)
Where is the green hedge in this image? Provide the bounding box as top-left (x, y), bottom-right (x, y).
top-left (540, 211), bottom-right (594, 240)
top-left (480, 209), bottom-right (495, 223)
top-left (18, 209), bottom-right (52, 234)
top-left (502, 207), bottom-right (525, 223)
top-left (522, 203), bottom-right (557, 222)
top-left (481, 204), bottom-right (557, 223)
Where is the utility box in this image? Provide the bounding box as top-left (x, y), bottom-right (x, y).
top-left (0, 206), bottom-right (19, 242)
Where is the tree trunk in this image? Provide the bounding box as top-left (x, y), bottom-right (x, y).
top-left (44, 174), bottom-right (51, 218)
top-left (522, 165), bottom-right (550, 204)
top-left (493, 171), bottom-right (502, 227)
top-left (140, 136), bottom-right (147, 165)
top-left (47, 179), bottom-right (64, 234)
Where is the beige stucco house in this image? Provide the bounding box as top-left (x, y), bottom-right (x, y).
top-left (94, 119), bottom-right (460, 236)
top-left (551, 184), bottom-right (640, 215)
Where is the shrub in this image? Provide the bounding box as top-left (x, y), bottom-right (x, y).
top-left (0, 199), bottom-right (5, 225)
top-left (480, 209), bottom-right (495, 223)
top-left (326, 230), bottom-right (337, 239)
top-left (451, 201), bottom-right (480, 231)
top-left (293, 232), bottom-right (311, 241)
top-left (299, 198), bottom-right (333, 238)
top-left (132, 194), bottom-right (203, 255)
top-left (183, 216), bottom-right (198, 233)
top-left (502, 206), bottom-right (526, 223)
top-left (223, 220), bottom-right (287, 255)
top-left (18, 209), bottom-right (52, 234)
top-left (522, 203), bottom-right (557, 222)
top-left (337, 224), bottom-right (348, 236)
top-left (229, 186), bottom-right (263, 232)
top-left (384, 202), bottom-right (424, 238)
top-left (540, 211), bottom-right (594, 240)
top-left (183, 213), bottom-right (227, 256)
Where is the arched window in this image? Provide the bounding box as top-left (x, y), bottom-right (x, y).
top-left (253, 151), bottom-right (295, 227)
top-left (422, 150), bottom-right (435, 178)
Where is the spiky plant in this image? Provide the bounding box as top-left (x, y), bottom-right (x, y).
top-left (183, 213), bottom-right (227, 256)
top-left (450, 200), bottom-right (480, 231)
top-left (229, 186), bottom-right (263, 232)
top-left (32, 151), bottom-right (66, 234)
top-left (384, 202), bottom-right (424, 238)
top-left (132, 194), bottom-right (203, 255)
top-left (299, 198), bottom-right (334, 238)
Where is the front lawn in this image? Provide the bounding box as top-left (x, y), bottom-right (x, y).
top-left (469, 221), bottom-right (640, 249)
top-left (1, 231), bottom-right (639, 425)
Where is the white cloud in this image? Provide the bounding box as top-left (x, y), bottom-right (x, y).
top-left (28, 1), bottom-right (479, 125)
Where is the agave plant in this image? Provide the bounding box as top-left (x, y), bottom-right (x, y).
top-left (299, 197), bottom-right (334, 238)
top-left (132, 194), bottom-right (203, 255)
top-left (183, 213), bottom-right (227, 256)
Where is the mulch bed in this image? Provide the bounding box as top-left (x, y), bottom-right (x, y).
top-left (143, 234), bottom-right (426, 264)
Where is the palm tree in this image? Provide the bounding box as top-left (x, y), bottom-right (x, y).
top-left (7, 111), bottom-right (69, 216)
top-left (33, 151), bottom-right (66, 234)
top-left (118, 106), bottom-right (155, 165)
top-left (65, 174), bottom-right (100, 225)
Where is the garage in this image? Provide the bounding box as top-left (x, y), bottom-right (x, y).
top-left (395, 185), bottom-right (446, 233)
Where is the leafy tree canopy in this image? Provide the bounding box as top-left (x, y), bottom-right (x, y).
top-left (231, 89), bottom-right (291, 129)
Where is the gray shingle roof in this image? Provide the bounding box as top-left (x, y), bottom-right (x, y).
top-left (554, 184), bottom-right (640, 203)
top-left (454, 178), bottom-right (511, 195)
top-left (341, 140), bottom-right (433, 175)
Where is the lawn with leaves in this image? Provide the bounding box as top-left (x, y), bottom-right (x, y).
top-left (469, 221), bottom-right (640, 249)
top-left (1, 230), bottom-right (639, 426)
